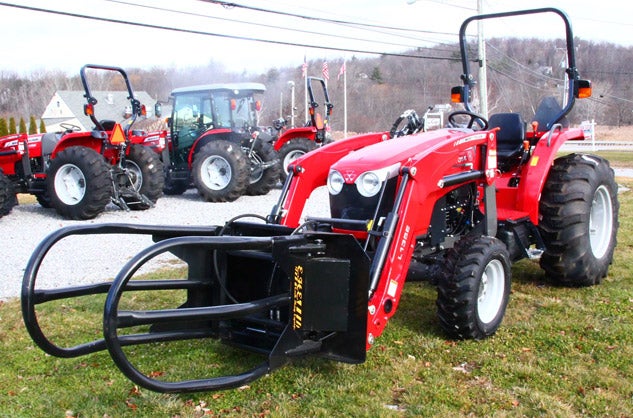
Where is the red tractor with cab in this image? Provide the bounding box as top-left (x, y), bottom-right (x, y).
top-left (22, 8), bottom-right (619, 393)
top-left (160, 83), bottom-right (279, 201)
top-left (0, 64), bottom-right (165, 220)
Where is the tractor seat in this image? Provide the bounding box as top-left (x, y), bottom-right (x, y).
top-left (41, 132), bottom-right (62, 156)
top-left (488, 113), bottom-right (525, 171)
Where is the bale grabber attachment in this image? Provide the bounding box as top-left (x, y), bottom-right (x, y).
top-left (21, 221), bottom-right (370, 393)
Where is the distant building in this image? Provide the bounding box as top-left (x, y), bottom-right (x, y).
top-left (41, 90), bottom-right (158, 132)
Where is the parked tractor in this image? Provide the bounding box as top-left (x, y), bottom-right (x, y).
top-left (160, 83), bottom-right (279, 201)
top-left (269, 76), bottom-right (333, 182)
top-left (0, 64), bottom-right (165, 220)
top-left (22, 8), bottom-right (619, 393)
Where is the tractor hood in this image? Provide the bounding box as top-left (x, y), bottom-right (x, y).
top-left (329, 128), bottom-right (473, 184)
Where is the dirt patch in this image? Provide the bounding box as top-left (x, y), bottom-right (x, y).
top-left (595, 125), bottom-right (633, 141)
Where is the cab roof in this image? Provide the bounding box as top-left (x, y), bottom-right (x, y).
top-left (171, 83), bottom-right (266, 96)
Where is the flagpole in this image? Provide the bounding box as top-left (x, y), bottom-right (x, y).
top-left (337, 59), bottom-right (347, 138)
top-left (343, 63), bottom-right (347, 138)
top-left (302, 54), bottom-right (308, 123)
top-left (305, 76), bottom-right (308, 124)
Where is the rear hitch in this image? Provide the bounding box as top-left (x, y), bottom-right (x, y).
top-left (22, 222), bottom-right (370, 393)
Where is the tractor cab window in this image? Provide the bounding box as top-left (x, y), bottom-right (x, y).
top-left (212, 92), bottom-right (259, 130)
top-left (172, 92), bottom-right (213, 151)
top-left (233, 97), bottom-right (256, 129)
top-left (213, 93), bottom-right (232, 128)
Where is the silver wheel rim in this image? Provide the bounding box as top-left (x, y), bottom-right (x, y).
top-left (54, 163), bottom-right (86, 205)
top-left (589, 185), bottom-right (613, 259)
top-left (124, 160), bottom-right (143, 191)
top-left (477, 259), bottom-right (505, 324)
top-left (283, 150), bottom-right (306, 174)
top-left (201, 155), bottom-right (231, 191)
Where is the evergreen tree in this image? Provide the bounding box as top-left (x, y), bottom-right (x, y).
top-left (0, 118), bottom-right (8, 136)
top-left (39, 119), bottom-right (47, 134)
top-left (29, 115), bottom-right (38, 134)
top-left (370, 67), bottom-right (384, 84)
top-left (19, 117), bottom-right (27, 134)
top-left (9, 117), bottom-right (16, 134)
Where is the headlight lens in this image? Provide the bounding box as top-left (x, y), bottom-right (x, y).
top-left (356, 171), bottom-right (382, 197)
top-left (327, 169), bottom-right (345, 195)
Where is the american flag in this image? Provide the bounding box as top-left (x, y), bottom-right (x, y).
top-left (337, 61), bottom-right (346, 80)
top-left (322, 61), bottom-right (329, 80)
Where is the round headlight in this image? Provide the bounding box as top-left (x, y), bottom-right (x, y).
top-left (356, 172), bottom-right (382, 197)
top-left (327, 169), bottom-right (345, 195)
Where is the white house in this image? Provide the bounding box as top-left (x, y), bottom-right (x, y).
top-left (41, 90), bottom-right (158, 132)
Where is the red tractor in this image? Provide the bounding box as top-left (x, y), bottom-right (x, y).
top-left (0, 64), bottom-right (165, 220)
top-left (159, 83), bottom-right (279, 201)
top-left (270, 76), bottom-right (333, 182)
top-left (21, 8), bottom-right (619, 393)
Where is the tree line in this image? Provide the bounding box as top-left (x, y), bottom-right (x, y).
top-left (0, 115), bottom-right (45, 136)
top-left (1, 37), bottom-right (631, 135)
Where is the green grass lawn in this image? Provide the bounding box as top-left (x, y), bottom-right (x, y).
top-left (2, 182), bottom-right (632, 417)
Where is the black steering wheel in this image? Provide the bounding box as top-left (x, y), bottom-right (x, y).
top-left (447, 110), bottom-right (489, 131)
top-left (60, 122), bottom-right (81, 132)
top-left (389, 109), bottom-right (424, 138)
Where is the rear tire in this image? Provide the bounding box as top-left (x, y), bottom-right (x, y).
top-left (123, 144), bottom-right (164, 210)
top-left (538, 153), bottom-right (619, 286)
top-left (278, 138), bottom-right (317, 183)
top-left (192, 140), bottom-right (249, 202)
top-left (437, 235), bottom-right (511, 340)
top-left (246, 140), bottom-right (280, 195)
top-left (0, 170), bottom-right (16, 217)
top-left (47, 146), bottom-right (113, 220)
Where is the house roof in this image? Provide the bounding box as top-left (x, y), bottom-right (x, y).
top-left (41, 90), bottom-right (157, 132)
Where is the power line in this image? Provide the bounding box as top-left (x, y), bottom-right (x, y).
top-left (0, 1), bottom-right (460, 62)
top-left (104, 0), bottom-right (444, 52)
top-left (199, 0), bottom-right (458, 36)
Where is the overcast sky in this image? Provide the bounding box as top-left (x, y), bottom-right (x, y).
top-left (0, 0), bottom-right (631, 76)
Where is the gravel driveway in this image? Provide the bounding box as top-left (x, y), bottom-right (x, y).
top-left (1, 186), bottom-right (329, 301)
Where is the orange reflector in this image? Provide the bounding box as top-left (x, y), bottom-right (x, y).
top-left (577, 85), bottom-right (592, 99)
top-left (109, 123), bottom-right (126, 145)
top-left (451, 92), bottom-right (462, 103)
top-left (255, 100), bottom-right (262, 111)
top-left (230, 99), bottom-right (237, 110)
top-left (84, 103), bottom-right (94, 116)
top-left (315, 113), bottom-right (324, 130)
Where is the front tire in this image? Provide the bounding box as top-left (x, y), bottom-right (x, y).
top-left (437, 235), bottom-right (511, 340)
top-left (47, 146), bottom-right (113, 220)
top-left (192, 140), bottom-right (249, 202)
top-left (277, 138), bottom-right (317, 183)
top-left (123, 144), bottom-right (165, 210)
top-left (538, 153), bottom-right (619, 286)
top-left (0, 170), bottom-right (16, 217)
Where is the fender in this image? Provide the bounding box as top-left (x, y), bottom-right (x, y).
top-left (50, 132), bottom-right (104, 159)
top-left (516, 127), bottom-right (585, 224)
top-left (273, 126), bottom-right (318, 151)
top-left (186, 128), bottom-right (233, 167)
